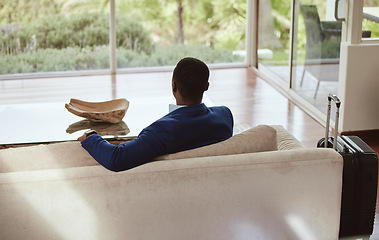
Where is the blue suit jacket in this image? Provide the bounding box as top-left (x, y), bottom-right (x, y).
top-left (81, 103), bottom-right (233, 172)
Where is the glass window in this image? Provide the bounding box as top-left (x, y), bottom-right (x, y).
top-left (293, 0), bottom-right (340, 112)
top-left (0, 1), bottom-right (110, 75)
top-left (362, 0), bottom-right (379, 39)
top-left (114, 0), bottom-right (246, 69)
top-left (0, 0), bottom-right (247, 76)
top-left (258, 0), bottom-right (341, 115)
top-left (257, 0), bottom-right (292, 84)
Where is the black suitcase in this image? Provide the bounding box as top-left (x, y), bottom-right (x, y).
top-left (317, 94), bottom-right (378, 238)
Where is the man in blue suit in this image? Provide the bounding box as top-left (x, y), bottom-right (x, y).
top-left (78, 57), bottom-right (234, 172)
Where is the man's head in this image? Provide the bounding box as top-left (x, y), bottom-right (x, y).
top-left (172, 57), bottom-right (210, 104)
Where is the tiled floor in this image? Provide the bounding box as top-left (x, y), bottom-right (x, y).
top-left (262, 64), bottom-right (339, 116)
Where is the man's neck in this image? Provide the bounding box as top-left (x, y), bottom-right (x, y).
top-left (176, 101), bottom-right (200, 106)
top-left (176, 97), bottom-right (202, 106)
top-left (173, 90), bottom-right (202, 106)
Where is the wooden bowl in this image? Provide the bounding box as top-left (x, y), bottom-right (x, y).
top-left (65, 98), bottom-right (129, 124)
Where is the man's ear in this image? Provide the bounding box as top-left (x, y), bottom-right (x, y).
top-left (172, 80), bottom-right (177, 92)
top-left (204, 82), bottom-right (209, 91)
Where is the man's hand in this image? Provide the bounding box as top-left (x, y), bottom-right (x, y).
top-left (77, 134), bottom-right (87, 142)
top-left (78, 130), bottom-right (98, 142)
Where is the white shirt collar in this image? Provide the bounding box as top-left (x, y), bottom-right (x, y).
top-left (169, 104), bottom-right (186, 113)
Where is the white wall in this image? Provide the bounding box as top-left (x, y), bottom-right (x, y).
top-left (339, 43), bottom-right (379, 131)
top-left (338, 0), bottom-right (379, 132)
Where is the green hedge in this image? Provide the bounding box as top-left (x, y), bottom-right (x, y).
top-left (117, 45), bottom-right (244, 68)
top-left (0, 13), bottom-right (153, 55)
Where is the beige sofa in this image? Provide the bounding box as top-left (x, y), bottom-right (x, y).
top-left (0, 125), bottom-right (343, 240)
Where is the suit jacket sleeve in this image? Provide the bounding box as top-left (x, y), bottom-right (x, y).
top-left (81, 126), bottom-right (167, 172)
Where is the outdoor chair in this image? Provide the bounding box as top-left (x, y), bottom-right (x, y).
top-left (299, 4), bottom-right (342, 99)
top-left (299, 3), bottom-right (371, 98)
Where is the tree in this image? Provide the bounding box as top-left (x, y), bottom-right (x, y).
top-left (258, 0), bottom-right (282, 49)
top-left (176, 0), bottom-right (184, 44)
top-left (0, 0), bottom-right (64, 25)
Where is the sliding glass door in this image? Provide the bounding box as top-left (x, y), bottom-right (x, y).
top-left (293, 0), bottom-right (342, 115)
top-left (258, 0), bottom-right (343, 115)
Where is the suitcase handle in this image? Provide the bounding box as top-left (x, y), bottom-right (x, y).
top-left (325, 94), bottom-right (341, 149)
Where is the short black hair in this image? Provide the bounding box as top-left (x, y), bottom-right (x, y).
top-left (172, 57), bottom-right (210, 101)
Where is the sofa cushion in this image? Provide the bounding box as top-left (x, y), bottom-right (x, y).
top-left (271, 125), bottom-right (304, 150)
top-left (155, 125), bottom-right (278, 161)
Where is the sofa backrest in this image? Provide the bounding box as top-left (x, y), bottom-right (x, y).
top-left (0, 125), bottom-right (303, 173)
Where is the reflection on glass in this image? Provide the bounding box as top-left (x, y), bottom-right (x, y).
top-left (363, 0), bottom-right (379, 39)
top-left (293, 0), bottom-right (340, 118)
top-left (296, 2), bottom-right (340, 99)
top-left (257, 0), bottom-right (291, 83)
top-left (0, 1), bottom-right (110, 75)
top-left (67, 120), bottom-right (130, 137)
top-left (114, 0), bottom-right (246, 68)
